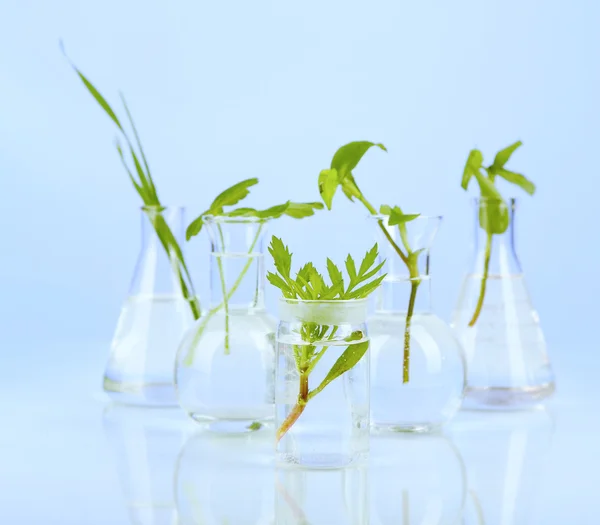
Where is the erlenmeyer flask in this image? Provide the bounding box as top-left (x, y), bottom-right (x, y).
top-left (452, 198), bottom-right (555, 408)
top-left (104, 206), bottom-right (201, 406)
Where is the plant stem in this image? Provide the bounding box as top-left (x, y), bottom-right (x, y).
top-left (468, 230), bottom-right (492, 327)
top-left (276, 371), bottom-right (308, 443)
top-left (182, 223), bottom-right (264, 366)
top-left (216, 225), bottom-right (230, 354)
top-left (403, 278), bottom-right (419, 383)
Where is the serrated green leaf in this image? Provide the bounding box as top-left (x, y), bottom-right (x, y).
top-left (186, 213), bottom-right (209, 241)
top-left (256, 201), bottom-right (290, 219)
top-left (308, 340), bottom-right (369, 400)
top-left (223, 207), bottom-right (259, 217)
top-left (210, 178), bottom-right (259, 211)
top-left (387, 208), bottom-right (420, 226)
top-left (492, 140), bottom-right (522, 169)
top-left (345, 254), bottom-right (357, 281)
top-left (462, 149), bottom-right (483, 190)
top-left (267, 272), bottom-right (293, 297)
top-left (326, 258), bottom-right (344, 289)
top-left (496, 169), bottom-right (536, 196)
top-left (318, 168), bottom-right (339, 210)
top-left (308, 268), bottom-right (326, 296)
top-left (268, 236), bottom-right (292, 278)
top-left (359, 243), bottom-right (379, 276)
top-left (297, 262), bottom-right (316, 284)
top-left (347, 273), bottom-right (387, 299)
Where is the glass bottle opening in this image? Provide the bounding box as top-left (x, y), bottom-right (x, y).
top-left (278, 298), bottom-right (369, 324)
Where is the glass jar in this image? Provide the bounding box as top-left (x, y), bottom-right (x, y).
top-left (369, 215), bottom-right (465, 432)
top-left (104, 206), bottom-right (201, 406)
top-left (175, 216), bottom-right (276, 433)
top-left (452, 198), bottom-right (555, 408)
top-left (275, 299), bottom-right (370, 468)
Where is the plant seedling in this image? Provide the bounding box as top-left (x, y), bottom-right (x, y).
top-left (461, 140), bottom-right (535, 326)
top-left (268, 236), bottom-right (386, 443)
top-left (318, 141), bottom-right (421, 383)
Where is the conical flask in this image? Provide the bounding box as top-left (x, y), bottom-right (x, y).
top-left (104, 206), bottom-right (201, 406)
top-left (452, 198), bottom-right (555, 408)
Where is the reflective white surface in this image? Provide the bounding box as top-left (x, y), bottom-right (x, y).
top-left (1, 343), bottom-right (599, 524)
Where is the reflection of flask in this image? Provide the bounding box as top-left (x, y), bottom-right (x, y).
top-left (369, 215), bottom-right (465, 431)
top-left (276, 467), bottom-right (368, 525)
top-left (370, 434), bottom-right (466, 525)
top-left (175, 216), bottom-right (276, 433)
top-left (104, 206), bottom-right (199, 406)
top-left (452, 198), bottom-right (555, 408)
top-left (175, 431), bottom-right (274, 524)
top-left (103, 404), bottom-right (191, 524)
top-left (452, 409), bottom-right (554, 525)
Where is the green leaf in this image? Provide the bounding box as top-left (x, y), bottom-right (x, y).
top-left (330, 141), bottom-right (387, 175)
top-left (340, 173), bottom-right (363, 201)
top-left (210, 178), bottom-right (259, 212)
top-left (496, 169), bottom-right (536, 196)
top-left (186, 213), bottom-right (209, 241)
top-left (492, 140), bottom-right (522, 169)
top-left (473, 171), bottom-right (509, 234)
top-left (326, 258), bottom-right (344, 289)
top-left (387, 207), bottom-right (420, 226)
top-left (284, 201), bottom-right (324, 219)
top-left (359, 243), bottom-right (379, 276)
top-left (297, 262), bottom-right (316, 284)
top-left (256, 202), bottom-right (291, 219)
top-left (462, 149), bottom-right (483, 190)
top-left (267, 272), bottom-right (293, 297)
top-left (379, 204), bottom-right (392, 215)
top-left (318, 168), bottom-right (339, 210)
top-left (308, 340), bottom-right (369, 400)
top-left (268, 236), bottom-right (292, 278)
top-left (345, 254), bottom-right (357, 281)
top-left (347, 274), bottom-right (387, 299)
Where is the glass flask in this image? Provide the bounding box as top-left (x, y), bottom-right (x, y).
top-left (451, 408), bottom-right (554, 525)
top-left (452, 198), bottom-right (555, 408)
top-left (103, 404), bottom-right (192, 524)
top-left (104, 206), bottom-right (201, 406)
top-left (175, 216), bottom-right (276, 433)
top-left (175, 430), bottom-right (274, 524)
top-left (370, 434), bottom-right (466, 525)
top-left (369, 215), bottom-right (466, 432)
top-left (275, 466), bottom-right (368, 524)
top-left (275, 298), bottom-right (370, 469)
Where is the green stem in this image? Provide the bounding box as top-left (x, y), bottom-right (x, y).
top-left (182, 223), bottom-right (264, 366)
top-left (276, 371), bottom-right (308, 443)
top-left (216, 225), bottom-right (230, 354)
top-left (403, 278), bottom-right (419, 384)
top-left (469, 230), bottom-right (492, 327)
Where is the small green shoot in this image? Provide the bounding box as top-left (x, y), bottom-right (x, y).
top-left (63, 43), bottom-right (201, 319)
top-left (318, 142), bottom-right (422, 383)
top-left (268, 236), bottom-right (386, 443)
top-left (461, 141), bottom-right (535, 326)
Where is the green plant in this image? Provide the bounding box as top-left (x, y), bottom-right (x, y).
top-left (461, 140), bottom-right (535, 326)
top-left (318, 141), bottom-right (422, 383)
top-left (64, 48), bottom-right (203, 319)
top-left (268, 236), bottom-right (386, 442)
top-left (183, 199), bottom-right (323, 362)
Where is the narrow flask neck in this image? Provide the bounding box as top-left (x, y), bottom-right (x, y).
top-left (141, 207), bottom-right (185, 248)
top-left (376, 277), bottom-right (432, 314)
top-left (207, 220), bottom-right (267, 310)
top-left (473, 199), bottom-right (522, 276)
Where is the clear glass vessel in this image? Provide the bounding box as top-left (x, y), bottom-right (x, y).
top-left (275, 298), bottom-right (370, 468)
top-left (175, 430), bottom-right (274, 524)
top-left (103, 404), bottom-right (191, 524)
top-left (370, 434), bottom-right (466, 525)
top-left (275, 466), bottom-right (368, 524)
top-left (369, 215), bottom-right (465, 432)
top-left (175, 216), bottom-right (276, 433)
top-left (104, 206), bottom-right (200, 406)
top-left (452, 198), bottom-right (555, 408)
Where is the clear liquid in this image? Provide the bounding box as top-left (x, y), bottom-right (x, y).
top-left (452, 274), bottom-right (555, 404)
top-left (104, 294), bottom-right (194, 405)
top-left (276, 338), bottom-right (369, 468)
top-left (369, 312), bottom-right (465, 430)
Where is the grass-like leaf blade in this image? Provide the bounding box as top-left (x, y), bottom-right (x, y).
top-left (492, 140), bottom-right (522, 169)
top-left (461, 149), bottom-right (483, 190)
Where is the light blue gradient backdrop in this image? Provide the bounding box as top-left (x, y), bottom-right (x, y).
top-left (1, 0), bottom-right (598, 360)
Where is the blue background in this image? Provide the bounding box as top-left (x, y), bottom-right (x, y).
top-left (1, 0), bottom-right (598, 359)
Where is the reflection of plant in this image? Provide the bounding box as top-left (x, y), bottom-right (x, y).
top-left (65, 48), bottom-right (202, 320)
top-left (183, 198), bottom-right (322, 362)
top-left (318, 141), bottom-right (422, 383)
top-left (268, 237), bottom-right (385, 443)
top-left (461, 141), bottom-right (535, 326)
